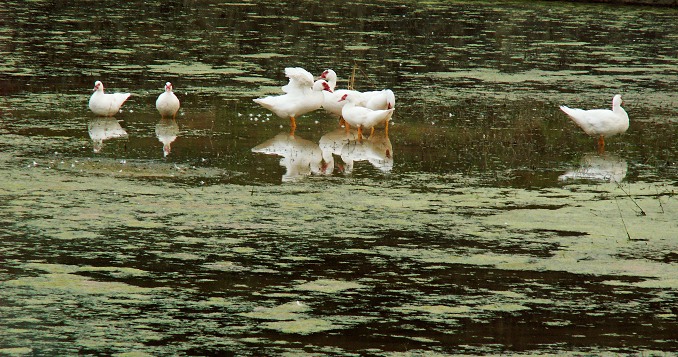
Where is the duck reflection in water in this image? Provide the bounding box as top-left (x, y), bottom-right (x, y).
top-left (252, 132), bottom-right (328, 182)
top-left (319, 127), bottom-right (359, 174)
top-left (87, 117), bottom-right (128, 153)
top-left (340, 129), bottom-right (393, 174)
top-left (156, 118), bottom-right (180, 157)
top-left (559, 153), bottom-right (627, 183)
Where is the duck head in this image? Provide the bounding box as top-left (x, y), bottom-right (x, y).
top-left (313, 79), bottom-right (332, 92)
top-left (320, 69), bottom-right (336, 81)
top-left (612, 94), bottom-right (623, 108)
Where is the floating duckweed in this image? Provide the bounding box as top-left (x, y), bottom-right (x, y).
top-left (147, 61), bottom-right (244, 76)
top-left (478, 303), bottom-right (531, 312)
top-left (261, 318), bottom-right (339, 335)
top-left (294, 279), bottom-right (364, 293)
top-left (4, 273), bottom-right (150, 296)
top-left (161, 252), bottom-right (202, 261)
top-left (79, 266), bottom-right (149, 278)
top-left (1, 0), bottom-right (677, 355)
top-left (397, 304), bottom-right (473, 315)
top-left (345, 45), bottom-right (373, 51)
top-left (203, 261), bottom-right (247, 272)
top-left (544, 320), bottom-right (573, 327)
top-left (114, 352), bottom-right (154, 357)
top-left (0, 348), bottom-right (33, 356)
top-left (239, 53), bottom-right (285, 59)
top-left (241, 301), bottom-right (310, 321)
top-left (232, 247), bottom-right (256, 254)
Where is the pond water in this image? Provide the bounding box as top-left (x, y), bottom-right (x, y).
top-left (1, 0), bottom-right (677, 355)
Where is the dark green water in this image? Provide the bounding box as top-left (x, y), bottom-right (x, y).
top-left (1, 0), bottom-right (677, 355)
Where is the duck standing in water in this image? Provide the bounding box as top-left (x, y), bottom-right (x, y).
top-left (156, 82), bottom-right (181, 119)
top-left (560, 94), bottom-right (629, 153)
top-left (320, 69), bottom-right (395, 133)
top-left (339, 93), bottom-right (394, 142)
top-left (89, 81), bottom-right (131, 116)
top-left (253, 67), bottom-right (332, 134)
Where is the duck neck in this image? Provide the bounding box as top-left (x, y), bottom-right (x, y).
top-left (328, 78), bottom-right (337, 91)
top-left (613, 105), bottom-right (627, 116)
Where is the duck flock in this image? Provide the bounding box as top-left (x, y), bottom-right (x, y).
top-left (88, 66), bottom-right (629, 169)
top-left (87, 67), bottom-right (399, 176)
top-left (89, 67), bottom-right (396, 140)
top-left (252, 67), bottom-right (395, 140)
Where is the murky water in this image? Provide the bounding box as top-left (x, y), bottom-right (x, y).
top-left (1, 0), bottom-right (677, 355)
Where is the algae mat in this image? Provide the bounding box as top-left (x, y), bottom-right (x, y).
top-left (1, 150), bottom-right (676, 355)
top-left (1, 0), bottom-right (677, 355)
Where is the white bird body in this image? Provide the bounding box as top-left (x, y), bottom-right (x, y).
top-left (321, 89), bottom-right (395, 117)
top-left (363, 89), bottom-right (396, 111)
top-left (560, 95), bottom-right (629, 151)
top-left (254, 80), bottom-right (328, 119)
top-left (254, 68), bottom-right (331, 131)
top-left (320, 69), bottom-right (350, 119)
top-left (322, 89), bottom-right (362, 117)
top-left (89, 81), bottom-right (130, 116)
top-left (340, 93), bottom-right (394, 141)
top-left (156, 82), bottom-right (180, 118)
top-left (320, 69), bottom-right (395, 108)
top-left (320, 69), bottom-right (395, 130)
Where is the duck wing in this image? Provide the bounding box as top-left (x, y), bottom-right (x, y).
top-left (281, 67), bottom-right (314, 94)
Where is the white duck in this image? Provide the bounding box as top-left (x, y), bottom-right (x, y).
top-left (156, 82), bottom-right (180, 118)
top-left (320, 69), bottom-right (361, 117)
top-left (321, 89), bottom-right (363, 120)
top-left (321, 69), bottom-right (395, 127)
top-left (363, 89), bottom-right (396, 135)
top-left (254, 68), bottom-right (331, 132)
top-left (339, 93), bottom-right (394, 141)
top-left (560, 94), bottom-right (629, 152)
top-left (88, 81), bottom-right (131, 117)
top-left (320, 69), bottom-right (339, 91)
top-left (319, 69), bottom-right (361, 119)
top-left (363, 89), bottom-right (396, 111)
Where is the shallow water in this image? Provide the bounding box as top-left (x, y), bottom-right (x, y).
top-left (1, 0), bottom-right (677, 355)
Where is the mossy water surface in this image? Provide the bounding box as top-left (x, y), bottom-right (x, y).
top-left (1, 0), bottom-right (677, 355)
